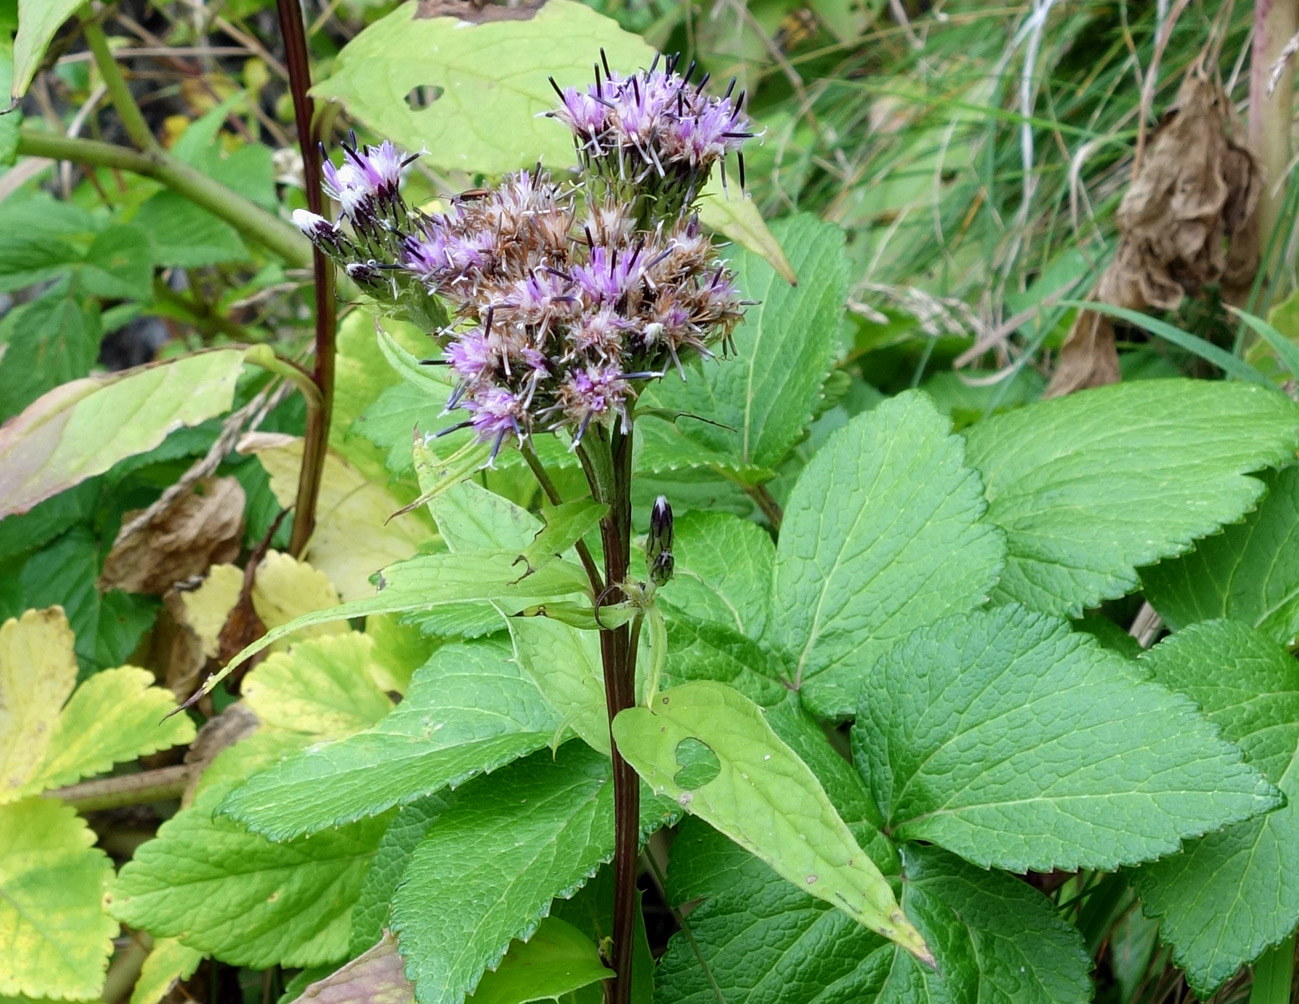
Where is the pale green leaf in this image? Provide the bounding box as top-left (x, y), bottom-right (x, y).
top-left (130, 938), bottom-right (203, 1004)
top-left (508, 616), bottom-right (610, 755)
top-left (964, 379), bottom-right (1299, 616)
top-left (468, 917), bottom-right (611, 1004)
top-left (310, 0), bottom-right (654, 175)
top-left (1136, 620), bottom-right (1299, 997)
top-left (769, 391), bottom-right (1004, 718)
top-left (0, 607), bottom-right (77, 801)
top-left (659, 510), bottom-right (774, 637)
top-left (854, 605), bottom-right (1280, 872)
top-left (196, 549), bottom-right (589, 701)
top-left (22, 666), bottom-right (196, 796)
top-left (613, 681), bottom-right (931, 963)
top-left (241, 633), bottom-right (394, 740)
top-left (1142, 466), bottom-right (1299, 646)
top-left (0, 349), bottom-right (246, 519)
top-left (695, 176), bottom-right (795, 284)
top-left (11, 0), bottom-right (81, 102)
top-left (221, 639), bottom-right (559, 840)
top-left (426, 479), bottom-right (540, 555)
top-left (0, 797), bottom-right (116, 1000)
top-left (638, 215), bottom-right (850, 474)
top-left (108, 782), bottom-right (390, 969)
top-left (390, 745), bottom-right (625, 1004)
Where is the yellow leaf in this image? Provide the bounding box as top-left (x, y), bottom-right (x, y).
top-left (239, 433), bottom-right (432, 601)
top-left (0, 607), bottom-right (77, 801)
top-left (180, 563), bottom-right (244, 659)
top-left (251, 551), bottom-right (347, 650)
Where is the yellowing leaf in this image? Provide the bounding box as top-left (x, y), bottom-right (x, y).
top-left (240, 433), bottom-right (432, 601)
top-left (251, 551), bottom-right (348, 650)
top-left (0, 607), bottom-right (77, 800)
top-left (130, 938), bottom-right (203, 1004)
top-left (243, 633), bottom-right (395, 739)
top-left (23, 667), bottom-right (196, 797)
top-left (0, 797), bottom-right (117, 999)
top-left (697, 175), bottom-right (796, 285)
top-left (180, 563), bottom-right (243, 659)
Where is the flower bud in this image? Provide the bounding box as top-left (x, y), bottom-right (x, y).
top-left (647, 495), bottom-right (674, 587)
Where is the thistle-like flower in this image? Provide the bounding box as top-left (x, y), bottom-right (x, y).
top-left (297, 54), bottom-right (753, 465)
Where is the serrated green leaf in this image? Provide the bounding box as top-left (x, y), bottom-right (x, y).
top-left (222, 639), bottom-right (560, 840)
top-left (197, 549), bottom-right (589, 701)
top-left (769, 390), bottom-right (1004, 718)
top-left (0, 797), bottom-right (116, 999)
top-left (468, 917), bottom-right (611, 1004)
top-left (390, 745), bottom-right (624, 1004)
top-left (0, 283), bottom-right (101, 422)
top-left (241, 633), bottom-right (394, 740)
top-left (11, 0), bottom-right (80, 101)
top-left (310, 0), bottom-right (654, 176)
top-left (638, 215), bottom-right (850, 475)
top-left (1142, 466), bottom-right (1299, 646)
top-left (131, 190), bottom-right (249, 267)
top-left (350, 797), bottom-right (448, 955)
top-left (0, 349), bottom-right (246, 519)
top-left (656, 835), bottom-right (1090, 1004)
top-left (109, 781), bottom-right (391, 969)
top-left (854, 605), bottom-right (1280, 872)
top-left (0, 196), bottom-right (98, 293)
top-left (130, 938), bottom-right (203, 1004)
top-left (964, 380), bottom-right (1299, 617)
top-left (662, 614), bottom-right (786, 707)
top-left (659, 511), bottom-right (774, 637)
top-left (77, 223), bottom-right (154, 301)
top-left (508, 616), bottom-right (610, 755)
top-left (1135, 620), bottom-right (1299, 996)
top-left (613, 681), bottom-right (931, 963)
top-left (21, 666), bottom-right (195, 796)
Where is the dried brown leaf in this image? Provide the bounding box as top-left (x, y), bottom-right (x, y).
top-left (287, 932), bottom-right (414, 1004)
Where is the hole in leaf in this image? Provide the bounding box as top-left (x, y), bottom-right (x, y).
top-left (673, 737), bottom-right (720, 790)
top-left (405, 85), bottom-right (445, 110)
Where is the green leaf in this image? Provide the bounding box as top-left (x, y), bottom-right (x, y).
top-left (0, 195), bottom-right (99, 292)
top-left (426, 479), bottom-right (540, 555)
top-left (854, 605), bottom-right (1281, 872)
top-left (1142, 466), bottom-right (1299, 646)
top-left (198, 549), bottom-right (589, 700)
top-left (964, 379), bottom-right (1299, 617)
top-left (0, 283), bottom-right (101, 422)
top-left (520, 500), bottom-right (606, 576)
top-left (0, 797), bottom-right (116, 999)
top-left (21, 666), bottom-right (195, 796)
top-left (17, 527), bottom-right (100, 670)
top-left (467, 917), bottom-right (611, 1004)
top-left (109, 782), bottom-right (391, 969)
top-left (11, 0), bottom-right (81, 101)
top-left (613, 681), bottom-right (931, 964)
top-left (695, 176), bottom-right (796, 285)
top-left (132, 191), bottom-right (249, 267)
top-left (657, 834), bottom-right (1090, 1004)
top-left (349, 797), bottom-right (447, 955)
top-left (1135, 620), bottom-right (1299, 997)
top-left (638, 215), bottom-right (850, 474)
top-left (0, 25), bottom-right (20, 165)
top-left (508, 616), bottom-right (610, 755)
top-left (390, 745), bottom-right (623, 1004)
top-left (221, 639), bottom-right (560, 840)
top-left (0, 348), bottom-right (247, 519)
top-left (310, 0), bottom-right (654, 176)
top-left (768, 391), bottom-right (1005, 718)
top-left (659, 510), bottom-right (774, 637)
top-left (77, 223), bottom-right (154, 301)
top-left (662, 614), bottom-right (787, 707)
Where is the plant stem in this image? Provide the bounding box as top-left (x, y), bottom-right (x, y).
top-left (520, 441), bottom-right (604, 592)
top-left (79, 13), bottom-right (159, 154)
top-left (50, 765), bottom-right (191, 813)
top-left (582, 423), bottom-right (641, 1004)
top-left (276, 0), bottom-right (337, 558)
top-left (1249, 0), bottom-right (1298, 271)
top-left (16, 128), bottom-right (310, 266)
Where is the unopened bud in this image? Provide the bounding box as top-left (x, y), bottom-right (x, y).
top-left (647, 495), bottom-right (674, 588)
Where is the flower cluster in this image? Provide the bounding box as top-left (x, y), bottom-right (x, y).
top-left (296, 55), bottom-right (751, 463)
top-left (548, 52), bottom-right (755, 220)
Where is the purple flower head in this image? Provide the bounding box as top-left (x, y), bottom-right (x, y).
top-left (346, 140), bottom-right (406, 195)
top-left (322, 158), bottom-right (372, 221)
top-left (464, 386), bottom-right (526, 462)
top-left (559, 364), bottom-right (630, 442)
top-left (551, 84), bottom-right (610, 143)
top-left (568, 305), bottom-right (630, 359)
top-left (445, 327), bottom-right (494, 384)
top-left (573, 244), bottom-right (644, 304)
top-left (503, 271), bottom-right (576, 325)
